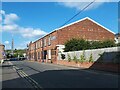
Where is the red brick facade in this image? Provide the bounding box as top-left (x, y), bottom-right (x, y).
top-left (27, 17), bottom-right (115, 62)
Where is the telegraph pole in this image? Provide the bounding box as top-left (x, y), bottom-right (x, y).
top-left (11, 34), bottom-right (14, 56)
top-left (11, 39), bottom-right (14, 55)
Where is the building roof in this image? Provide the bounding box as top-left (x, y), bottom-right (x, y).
top-left (31, 17), bottom-right (115, 44)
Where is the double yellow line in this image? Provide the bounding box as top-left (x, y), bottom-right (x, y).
top-left (13, 66), bottom-right (43, 89)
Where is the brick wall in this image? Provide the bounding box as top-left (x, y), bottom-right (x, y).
top-left (58, 19), bottom-right (114, 45)
top-left (28, 17), bottom-right (115, 62)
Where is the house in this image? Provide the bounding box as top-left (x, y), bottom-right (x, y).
top-left (0, 43), bottom-right (5, 60)
top-left (27, 17), bottom-right (115, 63)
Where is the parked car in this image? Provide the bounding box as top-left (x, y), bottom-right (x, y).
top-left (18, 57), bottom-right (26, 61)
top-left (9, 58), bottom-right (19, 61)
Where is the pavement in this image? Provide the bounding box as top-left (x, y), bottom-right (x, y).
top-left (1, 61), bottom-right (34, 89)
top-left (9, 60), bottom-right (119, 88)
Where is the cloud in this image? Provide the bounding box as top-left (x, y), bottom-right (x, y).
top-left (2, 24), bottom-right (19, 32)
top-left (4, 13), bottom-right (19, 25)
top-left (0, 10), bottom-right (5, 15)
top-left (4, 41), bottom-right (9, 44)
top-left (15, 40), bottom-right (31, 49)
top-left (19, 27), bottom-right (47, 38)
top-left (1, 10), bottom-right (47, 38)
top-left (58, 0), bottom-right (113, 11)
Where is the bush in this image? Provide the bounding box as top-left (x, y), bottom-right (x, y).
top-left (64, 38), bottom-right (116, 52)
top-left (61, 54), bottom-right (65, 60)
top-left (90, 41), bottom-right (103, 49)
top-left (64, 38), bottom-right (90, 52)
top-left (102, 40), bottom-right (116, 48)
top-left (73, 54), bottom-right (78, 63)
top-left (67, 54), bottom-right (72, 62)
top-left (89, 53), bottom-right (94, 63)
top-left (79, 51), bottom-right (86, 63)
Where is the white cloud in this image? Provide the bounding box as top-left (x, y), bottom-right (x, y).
top-left (2, 24), bottom-right (19, 32)
top-left (20, 27), bottom-right (47, 38)
top-left (58, 0), bottom-right (113, 11)
top-left (0, 10), bottom-right (5, 15)
top-left (0, 25), bottom-right (2, 32)
top-left (4, 13), bottom-right (19, 24)
top-left (4, 41), bottom-right (9, 44)
top-left (1, 10), bottom-right (47, 38)
top-left (57, 0), bottom-right (119, 2)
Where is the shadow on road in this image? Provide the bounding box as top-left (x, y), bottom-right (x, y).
top-left (2, 68), bottom-right (118, 89)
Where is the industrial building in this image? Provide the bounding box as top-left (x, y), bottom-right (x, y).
top-left (27, 17), bottom-right (115, 63)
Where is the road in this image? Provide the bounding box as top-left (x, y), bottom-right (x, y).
top-left (1, 61), bottom-right (33, 89)
top-left (2, 60), bottom-right (119, 89)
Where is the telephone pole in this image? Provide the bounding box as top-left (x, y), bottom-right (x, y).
top-left (11, 34), bottom-right (14, 56)
top-left (11, 39), bottom-right (14, 55)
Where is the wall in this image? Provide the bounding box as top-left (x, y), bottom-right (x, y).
top-left (58, 19), bottom-right (115, 45)
top-left (58, 47), bottom-right (120, 63)
top-left (0, 44), bottom-right (5, 60)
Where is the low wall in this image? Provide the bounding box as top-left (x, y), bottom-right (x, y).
top-left (58, 47), bottom-right (120, 63)
top-left (57, 47), bottom-right (120, 73)
top-left (57, 60), bottom-right (119, 73)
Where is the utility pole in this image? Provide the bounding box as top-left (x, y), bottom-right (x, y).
top-left (11, 39), bottom-right (14, 56)
top-left (11, 34), bottom-right (14, 56)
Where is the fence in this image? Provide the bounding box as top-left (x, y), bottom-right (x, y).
top-left (58, 47), bottom-right (120, 63)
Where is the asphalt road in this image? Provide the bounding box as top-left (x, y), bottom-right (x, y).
top-left (8, 60), bottom-right (119, 88)
top-left (1, 61), bottom-right (33, 89)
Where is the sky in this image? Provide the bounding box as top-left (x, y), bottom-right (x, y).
top-left (0, 1), bottom-right (119, 50)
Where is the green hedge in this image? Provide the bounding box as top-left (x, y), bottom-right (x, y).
top-left (64, 38), bottom-right (116, 52)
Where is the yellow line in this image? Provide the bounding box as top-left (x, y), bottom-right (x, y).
top-left (13, 65), bottom-right (43, 89)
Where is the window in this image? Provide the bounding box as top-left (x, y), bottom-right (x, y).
top-left (38, 41), bottom-right (40, 48)
top-left (48, 36), bottom-right (51, 46)
top-left (44, 38), bottom-right (46, 47)
top-left (36, 42), bottom-right (37, 49)
top-left (41, 40), bottom-right (42, 47)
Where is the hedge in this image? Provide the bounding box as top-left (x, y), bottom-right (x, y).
top-left (64, 38), bottom-right (116, 52)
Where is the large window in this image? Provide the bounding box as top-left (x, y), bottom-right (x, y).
top-left (44, 38), bottom-right (46, 47)
top-left (36, 42), bottom-right (37, 49)
top-left (48, 36), bottom-right (51, 46)
top-left (41, 40), bottom-right (42, 47)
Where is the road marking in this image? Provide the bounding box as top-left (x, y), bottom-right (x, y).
top-left (13, 65), bottom-right (43, 89)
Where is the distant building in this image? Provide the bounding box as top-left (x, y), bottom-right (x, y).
top-left (0, 43), bottom-right (5, 60)
top-left (27, 17), bottom-right (115, 63)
